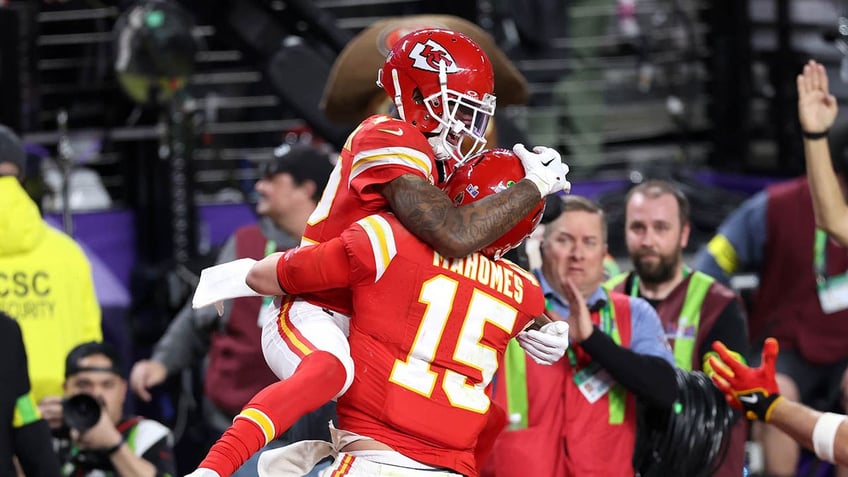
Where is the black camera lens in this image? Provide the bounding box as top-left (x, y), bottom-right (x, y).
top-left (62, 394), bottom-right (102, 433)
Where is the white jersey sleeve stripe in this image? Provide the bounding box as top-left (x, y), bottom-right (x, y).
top-left (350, 147), bottom-right (433, 185)
top-left (357, 215), bottom-right (397, 282)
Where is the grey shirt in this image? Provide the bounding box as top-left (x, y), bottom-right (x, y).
top-left (151, 216), bottom-right (299, 379)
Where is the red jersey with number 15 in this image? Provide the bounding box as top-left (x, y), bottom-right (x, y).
top-left (277, 212), bottom-right (546, 476)
top-left (299, 115), bottom-right (438, 316)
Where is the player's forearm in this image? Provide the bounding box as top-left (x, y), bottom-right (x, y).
top-left (277, 240), bottom-right (352, 293)
top-left (247, 253), bottom-right (286, 295)
top-left (443, 179), bottom-right (544, 257)
top-left (384, 174), bottom-right (542, 258)
top-left (805, 138), bottom-right (848, 246)
top-left (768, 399), bottom-right (848, 466)
top-left (769, 399), bottom-right (818, 451)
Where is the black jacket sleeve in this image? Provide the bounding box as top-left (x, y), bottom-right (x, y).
top-left (581, 327), bottom-right (678, 408)
top-left (698, 298), bottom-right (749, 363)
top-left (5, 316), bottom-right (61, 476)
top-left (13, 421), bottom-right (61, 477)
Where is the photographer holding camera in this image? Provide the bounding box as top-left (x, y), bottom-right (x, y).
top-left (54, 342), bottom-right (175, 476)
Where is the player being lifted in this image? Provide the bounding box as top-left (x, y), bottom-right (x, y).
top-left (190, 29), bottom-right (571, 477)
top-left (196, 149), bottom-right (573, 476)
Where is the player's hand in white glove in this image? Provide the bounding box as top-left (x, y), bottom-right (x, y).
top-left (514, 143), bottom-right (571, 197)
top-left (184, 468), bottom-right (221, 477)
top-left (516, 320), bottom-right (570, 365)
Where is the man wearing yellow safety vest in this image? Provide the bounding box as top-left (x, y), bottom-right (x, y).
top-left (482, 195), bottom-right (677, 477)
top-left (606, 179), bottom-right (749, 477)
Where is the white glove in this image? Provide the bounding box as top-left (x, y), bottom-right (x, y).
top-left (514, 143), bottom-right (571, 197)
top-left (192, 258), bottom-right (262, 316)
top-left (516, 320), bottom-right (570, 365)
top-left (184, 468), bottom-right (221, 477)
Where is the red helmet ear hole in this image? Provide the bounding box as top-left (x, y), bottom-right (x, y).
top-left (412, 88), bottom-right (424, 103)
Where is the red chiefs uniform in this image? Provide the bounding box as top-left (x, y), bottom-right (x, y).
top-left (277, 212), bottom-right (546, 476)
top-left (297, 114), bottom-right (439, 316)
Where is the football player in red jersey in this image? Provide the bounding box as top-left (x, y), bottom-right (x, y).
top-left (194, 149), bottom-right (575, 477)
top-left (189, 28), bottom-right (571, 477)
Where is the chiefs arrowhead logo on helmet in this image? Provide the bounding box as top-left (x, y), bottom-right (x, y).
top-left (378, 29), bottom-right (495, 164)
top-left (409, 39), bottom-right (460, 73)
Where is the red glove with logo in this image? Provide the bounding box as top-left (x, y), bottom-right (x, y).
top-left (708, 338), bottom-right (783, 422)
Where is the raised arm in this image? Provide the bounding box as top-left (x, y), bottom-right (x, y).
top-left (798, 60), bottom-right (848, 245)
top-left (380, 144), bottom-right (570, 258)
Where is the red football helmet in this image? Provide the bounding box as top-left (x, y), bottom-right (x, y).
top-left (377, 28), bottom-right (496, 165)
top-left (443, 148), bottom-right (545, 260)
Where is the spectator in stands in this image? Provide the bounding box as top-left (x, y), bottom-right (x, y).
top-left (606, 179), bottom-right (749, 477)
top-left (0, 166), bottom-right (102, 424)
top-left (58, 341), bottom-right (175, 476)
top-left (0, 125), bottom-right (26, 181)
top-left (797, 60), bottom-right (848, 247)
top-left (129, 145), bottom-right (335, 477)
top-left (483, 195), bottom-right (677, 477)
top-left (694, 96), bottom-right (848, 475)
top-left (0, 310), bottom-right (61, 477)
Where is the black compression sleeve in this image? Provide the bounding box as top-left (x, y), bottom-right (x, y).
top-left (581, 327), bottom-right (678, 408)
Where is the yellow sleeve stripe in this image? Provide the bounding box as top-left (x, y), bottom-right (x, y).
top-left (357, 215), bottom-right (397, 281)
top-left (12, 393), bottom-right (41, 428)
top-left (237, 408), bottom-right (276, 445)
top-left (351, 147), bottom-right (433, 184)
top-left (706, 234), bottom-right (739, 274)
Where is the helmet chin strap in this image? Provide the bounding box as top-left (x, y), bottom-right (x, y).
top-left (390, 69), bottom-right (405, 120)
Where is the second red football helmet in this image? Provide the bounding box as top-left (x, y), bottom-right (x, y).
top-left (443, 148), bottom-right (545, 260)
top-left (377, 28), bottom-right (496, 165)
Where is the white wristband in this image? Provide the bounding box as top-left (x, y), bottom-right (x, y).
top-left (812, 412), bottom-right (846, 463)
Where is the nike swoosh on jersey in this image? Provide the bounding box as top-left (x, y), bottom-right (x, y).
top-left (738, 395), bottom-right (759, 404)
top-left (378, 128), bottom-right (404, 136)
top-left (542, 157), bottom-right (556, 166)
